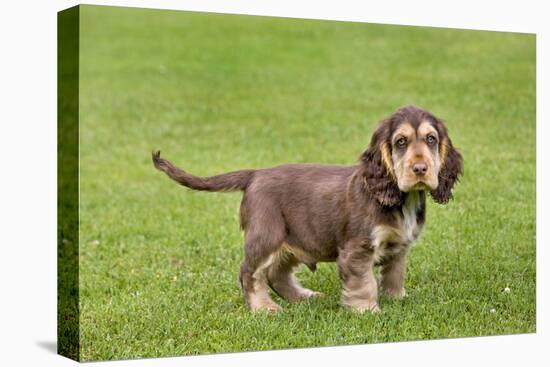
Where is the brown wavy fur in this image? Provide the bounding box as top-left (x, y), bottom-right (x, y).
top-left (152, 105), bottom-right (463, 313)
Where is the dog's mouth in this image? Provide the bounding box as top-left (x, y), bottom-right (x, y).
top-left (400, 178), bottom-right (437, 192)
top-left (397, 170), bottom-right (440, 192)
top-left (408, 181), bottom-right (430, 191)
top-left (415, 177), bottom-right (439, 191)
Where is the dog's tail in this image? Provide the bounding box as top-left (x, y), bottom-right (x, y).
top-left (152, 150), bottom-right (255, 192)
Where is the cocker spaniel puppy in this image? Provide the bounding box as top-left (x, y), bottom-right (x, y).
top-left (152, 105), bottom-right (463, 313)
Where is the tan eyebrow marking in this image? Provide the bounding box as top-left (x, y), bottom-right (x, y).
top-left (391, 122), bottom-right (415, 142)
top-left (417, 121), bottom-right (438, 139)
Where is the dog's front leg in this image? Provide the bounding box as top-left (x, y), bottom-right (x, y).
top-left (380, 248), bottom-right (408, 299)
top-left (337, 240), bottom-right (379, 313)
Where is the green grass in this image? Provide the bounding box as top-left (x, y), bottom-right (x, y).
top-left (76, 5), bottom-right (536, 361)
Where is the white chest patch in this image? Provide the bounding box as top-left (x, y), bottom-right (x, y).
top-left (401, 192), bottom-right (421, 243)
top-left (371, 192), bottom-right (423, 262)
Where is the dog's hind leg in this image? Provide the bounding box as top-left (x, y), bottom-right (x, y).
top-left (266, 249), bottom-right (322, 302)
top-left (238, 209), bottom-right (286, 313)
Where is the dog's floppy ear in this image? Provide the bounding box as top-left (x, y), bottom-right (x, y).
top-left (430, 131), bottom-right (464, 204)
top-left (361, 121), bottom-right (402, 207)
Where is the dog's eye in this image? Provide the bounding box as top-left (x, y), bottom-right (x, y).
top-left (396, 137), bottom-right (407, 147)
top-left (426, 135), bottom-right (437, 145)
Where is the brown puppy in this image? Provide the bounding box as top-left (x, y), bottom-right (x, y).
top-left (152, 105), bottom-right (463, 313)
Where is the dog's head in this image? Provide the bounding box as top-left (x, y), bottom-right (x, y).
top-left (361, 105), bottom-right (463, 206)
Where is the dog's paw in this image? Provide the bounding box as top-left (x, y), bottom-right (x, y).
top-left (285, 288), bottom-right (324, 302)
top-left (308, 291), bottom-right (324, 298)
top-left (345, 301), bottom-right (380, 314)
top-left (251, 303), bottom-right (282, 313)
top-left (300, 289), bottom-right (324, 299)
top-left (355, 303), bottom-right (380, 314)
top-left (383, 287), bottom-right (407, 300)
top-left (249, 298), bottom-right (283, 313)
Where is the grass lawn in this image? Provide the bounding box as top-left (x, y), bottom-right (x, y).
top-left (76, 5), bottom-right (535, 361)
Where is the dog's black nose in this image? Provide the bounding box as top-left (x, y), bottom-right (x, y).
top-left (412, 163), bottom-right (428, 176)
